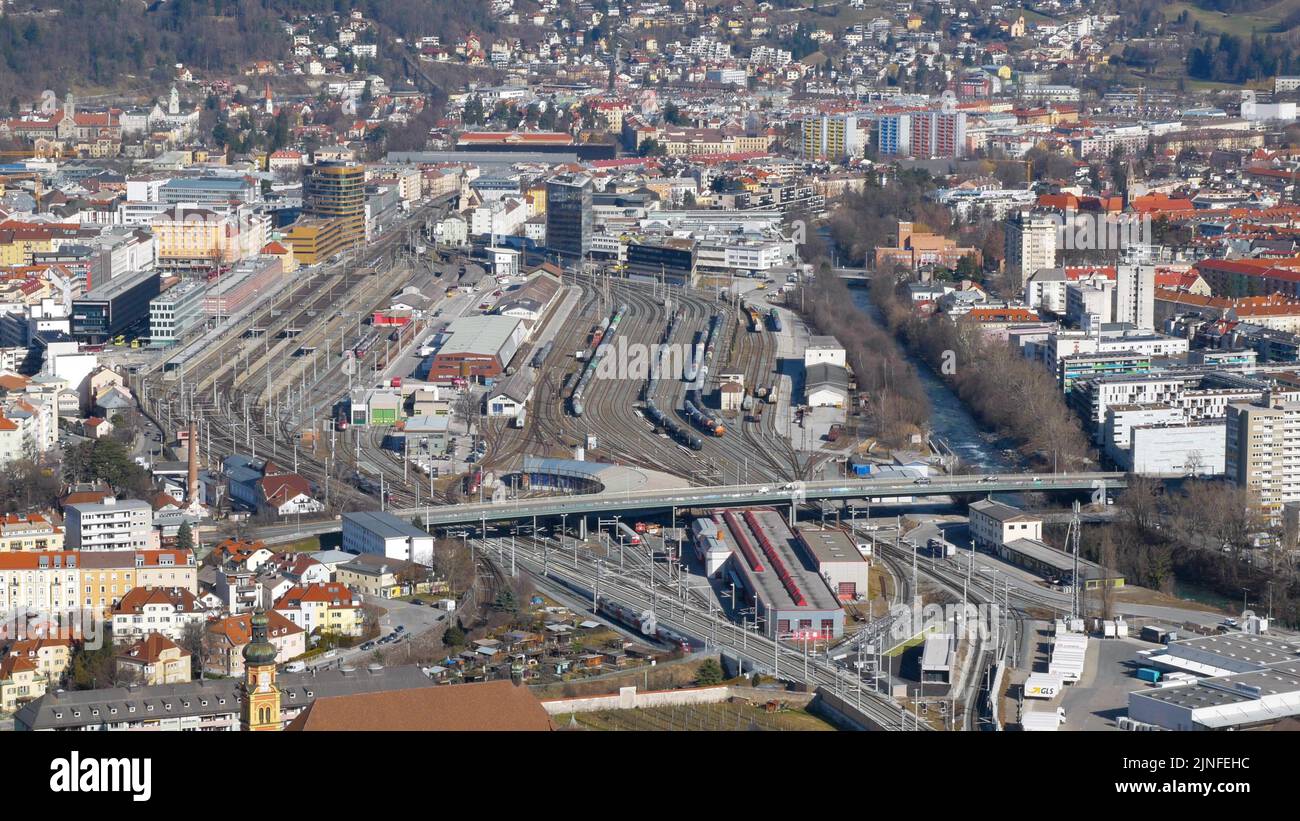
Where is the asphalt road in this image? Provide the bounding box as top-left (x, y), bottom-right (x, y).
top-left (301, 595), bottom-right (449, 671)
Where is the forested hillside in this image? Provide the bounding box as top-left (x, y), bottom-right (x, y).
top-left (0, 0), bottom-right (500, 105)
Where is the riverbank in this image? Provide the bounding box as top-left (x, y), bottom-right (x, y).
top-left (865, 276), bottom-right (1090, 472)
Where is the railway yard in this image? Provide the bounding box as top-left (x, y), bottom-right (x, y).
top-left (131, 205), bottom-right (835, 531)
top-left (483, 272), bottom-right (825, 487)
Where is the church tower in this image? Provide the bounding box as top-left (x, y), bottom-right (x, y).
top-left (240, 608), bottom-right (282, 731)
top-left (168, 86), bottom-right (180, 116)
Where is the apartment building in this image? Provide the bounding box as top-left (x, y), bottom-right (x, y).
top-left (800, 113), bottom-right (866, 160)
top-left (79, 550), bottom-right (198, 618)
top-left (1226, 396), bottom-right (1300, 517)
top-left (273, 582), bottom-right (363, 637)
top-left (63, 498), bottom-right (154, 551)
top-left (111, 586), bottom-right (207, 642)
top-left (0, 513), bottom-right (64, 552)
top-left (1005, 211), bottom-right (1057, 289)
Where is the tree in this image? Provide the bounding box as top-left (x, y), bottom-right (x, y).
top-left (494, 587), bottom-right (518, 613)
top-left (462, 94), bottom-right (485, 125)
top-left (178, 619), bottom-right (211, 680)
top-left (176, 521), bottom-right (194, 551)
top-left (443, 621), bottom-right (466, 647)
top-left (638, 137), bottom-right (667, 157)
top-left (695, 657), bottom-right (724, 686)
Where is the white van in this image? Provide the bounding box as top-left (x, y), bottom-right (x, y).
top-left (284, 661), bottom-right (306, 673)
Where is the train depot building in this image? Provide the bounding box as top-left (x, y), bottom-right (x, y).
top-left (705, 507), bottom-right (846, 639)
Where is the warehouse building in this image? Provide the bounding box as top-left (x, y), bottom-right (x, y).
top-left (404, 414), bottom-right (451, 453)
top-left (803, 336), bottom-right (846, 368)
top-left (495, 271), bottom-right (561, 328)
top-left (348, 388), bottom-right (402, 427)
top-left (342, 510), bottom-right (434, 566)
top-left (485, 368), bottom-right (534, 418)
top-left (1128, 635), bottom-right (1300, 731)
top-left (998, 537), bottom-right (1125, 590)
top-left (804, 362), bottom-right (849, 408)
top-left (427, 315), bottom-right (526, 383)
top-left (794, 524), bottom-right (870, 601)
top-left (714, 507), bottom-right (845, 639)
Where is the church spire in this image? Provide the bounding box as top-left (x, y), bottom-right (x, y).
top-left (240, 607), bottom-right (282, 731)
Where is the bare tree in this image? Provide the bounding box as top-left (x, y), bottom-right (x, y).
top-left (179, 620), bottom-right (215, 681)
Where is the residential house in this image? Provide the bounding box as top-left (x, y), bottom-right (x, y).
top-left (273, 582), bottom-right (363, 638)
top-left (115, 633), bottom-right (192, 686)
top-left (205, 610), bottom-right (305, 677)
top-left (111, 586), bottom-right (206, 643)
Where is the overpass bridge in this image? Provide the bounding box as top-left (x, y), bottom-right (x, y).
top-left (396, 472), bottom-right (1126, 530)
top-left (833, 266), bottom-right (871, 284)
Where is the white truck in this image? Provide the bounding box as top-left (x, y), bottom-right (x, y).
top-left (1023, 672), bottom-right (1064, 700)
top-left (1021, 707), bottom-right (1067, 731)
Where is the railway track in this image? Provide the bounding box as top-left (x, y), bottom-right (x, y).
top-left (137, 203), bottom-right (448, 514)
top-left (477, 531), bottom-right (919, 730)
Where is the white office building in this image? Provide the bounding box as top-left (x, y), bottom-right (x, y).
top-left (342, 510), bottom-right (434, 567)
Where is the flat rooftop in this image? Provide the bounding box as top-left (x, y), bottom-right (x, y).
top-left (1165, 632), bottom-right (1300, 670)
top-left (343, 510), bottom-right (430, 541)
top-left (1003, 537), bottom-right (1118, 579)
top-left (795, 524), bottom-right (866, 566)
top-left (718, 507), bottom-right (840, 614)
top-left (79, 268), bottom-right (158, 301)
top-left (1133, 667), bottom-right (1300, 711)
top-left (437, 315), bottom-right (521, 358)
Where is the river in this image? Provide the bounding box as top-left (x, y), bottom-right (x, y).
top-left (849, 287), bottom-right (1016, 472)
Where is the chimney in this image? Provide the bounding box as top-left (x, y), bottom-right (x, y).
top-left (187, 418), bottom-right (199, 505)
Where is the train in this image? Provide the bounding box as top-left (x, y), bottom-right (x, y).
top-left (595, 595), bottom-right (694, 652)
top-left (767, 308), bottom-right (782, 333)
top-left (683, 398), bottom-right (727, 437)
top-left (643, 399), bottom-right (703, 450)
top-left (570, 303), bottom-right (628, 417)
top-left (748, 307), bottom-right (762, 333)
top-left (530, 341), bottom-right (553, 369)
top-left (615, 521), bottom-right (642, 546)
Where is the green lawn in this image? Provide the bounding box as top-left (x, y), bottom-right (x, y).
top-left (1165, 0), bottom-right (1300, 35)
